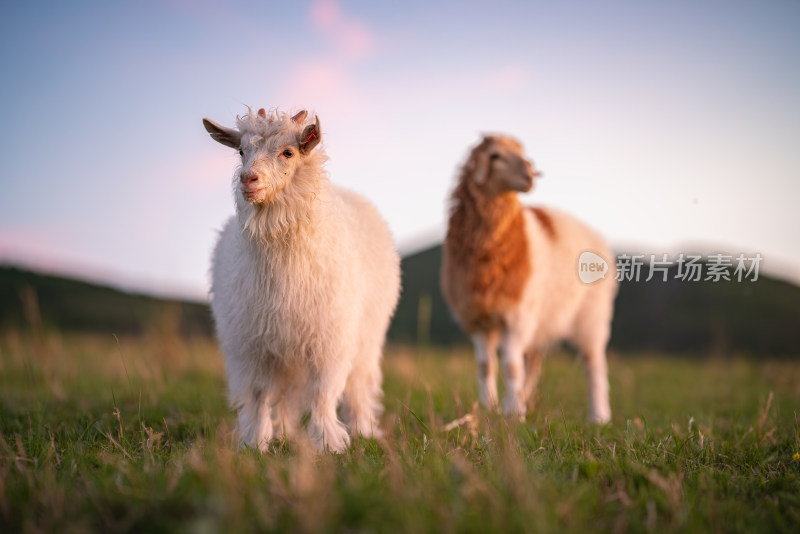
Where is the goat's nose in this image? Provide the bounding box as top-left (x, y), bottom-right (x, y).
top-left (240, 170), bottom-right (258, 185)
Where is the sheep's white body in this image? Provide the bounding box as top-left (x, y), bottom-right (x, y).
top-left (502, 206), bottom-right (616, 422)
top-left (205, 109), bottom-right (400, 452)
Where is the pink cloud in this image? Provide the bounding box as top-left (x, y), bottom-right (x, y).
top-left (276, 1), bottom-right (379, 113)
top-left (310, 0), bottom-right (340, 30)
top-left (289, 62), bottom-right (350, 104)
top-left (339, 20), bottom-right (375, 60)
top-left (308, 0), bottom-right (377, 61)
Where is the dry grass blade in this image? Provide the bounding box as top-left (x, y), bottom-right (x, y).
top-left (443, 413), bottom-right (474, 432)
top-left (103, 432), bottom-right (133, 461)
top-left (757, 391), bottom-right (776, 443)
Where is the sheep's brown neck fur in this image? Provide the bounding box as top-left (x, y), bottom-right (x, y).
top-left (530, 207), bottom-right (556, 240)
top-left (444, 176), bottom-right (531, 334)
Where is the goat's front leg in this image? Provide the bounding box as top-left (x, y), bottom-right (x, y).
top-left (471, 331), bottom-right (500, 410)
top-left (500, 333), bottom-right (527, 419)
top-left (307, 357), bottom-right (351, 453)
top-left (238, 387), bottom-right (273, 452)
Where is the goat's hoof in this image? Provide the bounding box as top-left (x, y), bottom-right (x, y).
top-left (349, 419), bottom-right (383, 440)
top-left (311, 419), bottom-right (351, 454)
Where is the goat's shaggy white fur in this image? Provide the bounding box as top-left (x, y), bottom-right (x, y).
top-left (203, 108), bottom-right (400, 452)
top-left (441, 135), bottom-right (617, 423)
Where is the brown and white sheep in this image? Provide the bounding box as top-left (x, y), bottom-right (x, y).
top-left (441, 135), bottom-right (617, 423)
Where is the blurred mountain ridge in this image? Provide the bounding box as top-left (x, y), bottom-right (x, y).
top-left (2, 247), bottom-right (799, 357)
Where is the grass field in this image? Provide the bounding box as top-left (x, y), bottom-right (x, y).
top-left (1, 330), bottom-right (799, 533)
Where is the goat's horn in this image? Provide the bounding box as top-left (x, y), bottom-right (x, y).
top-left (257, 108), bottom-right (266, 118)
top-left (291, 110), bottom-right (308, 124)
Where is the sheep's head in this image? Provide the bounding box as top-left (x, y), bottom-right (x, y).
top-left (202, 109), bottom-right (322, 205)
top-left (466, 135), bottom-right (541, 195)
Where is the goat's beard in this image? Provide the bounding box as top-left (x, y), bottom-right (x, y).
top-left (241, 177), bottom-right (288, 206)
top-left (243, 187), bottom-right (270, 204)
top-left (233, 162), bottom-right (326, 245)
top-left (236, 188), bottom-right (313, 245)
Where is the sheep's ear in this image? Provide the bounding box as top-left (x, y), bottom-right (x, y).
top-left (470, 146), bottom-right (490, 184)
top-left (298, 116), bottom-right (321, 154)
top-left (202, 118), bottom-right (241, 149)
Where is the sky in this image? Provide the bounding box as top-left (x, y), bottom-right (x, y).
top-left (0, 0), bottom-right (798, 299)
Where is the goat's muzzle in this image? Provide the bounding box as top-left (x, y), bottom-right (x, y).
top-left (240, 170), bottom-right (267, 203)
top-left (240, 170), bottom-right (259, 186)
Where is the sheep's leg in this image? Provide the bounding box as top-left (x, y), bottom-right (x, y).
top-left (522, 348), bottom-right (544, 410)
top-left (581, 346), bottom-right (611, 424)
top-left (308, 359), bottom-right (351, 453)
top-left (500, 334), bottom-right (527, 419)
top-left (471, 331), bottom-right (500, 409)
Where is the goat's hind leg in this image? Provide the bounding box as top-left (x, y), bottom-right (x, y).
top-left (342, 346), bottom-right (384, 440)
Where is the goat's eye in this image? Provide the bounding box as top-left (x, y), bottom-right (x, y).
top-left (282, 149), bottom-right (294, 158)
top-left (238, 149), bottom-right (244, 157)
top-left (489, 153), bottom-right (501, 161)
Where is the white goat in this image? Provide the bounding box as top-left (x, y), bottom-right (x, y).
top-left (441, 135), bottom-right (617, 423)
top-left (203, 108), bottom-right (400, 452)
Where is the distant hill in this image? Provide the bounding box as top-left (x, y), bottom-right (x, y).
top-left (3, 249), bottom-right (799, 357)
top-left (0, 266), bottom-right (213, 338)
top-left (388, 245), bottom-right (800, 357)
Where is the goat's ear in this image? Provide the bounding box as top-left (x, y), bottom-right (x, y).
top-left (298, 116), bottom-right (321, 154)
top-left (291, 110), bottom-right (308, 124)
top-left (202, 118), bottom-right (241, 149)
